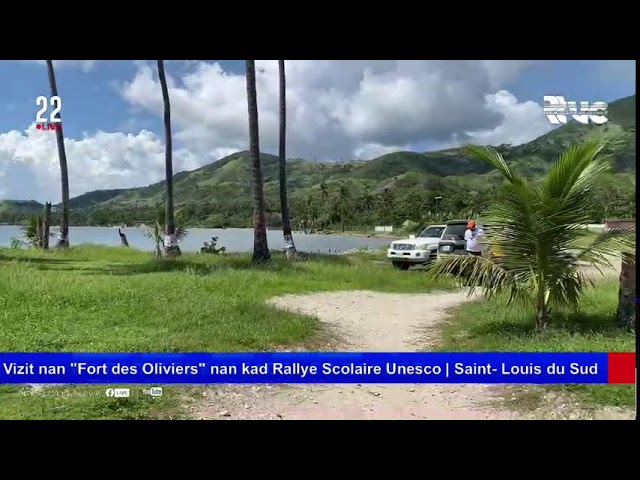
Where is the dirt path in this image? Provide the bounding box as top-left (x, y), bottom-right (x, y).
top-left (188, 290), bottom-right (525, 420)
top-left (187, 280), bottom-right (635, 420)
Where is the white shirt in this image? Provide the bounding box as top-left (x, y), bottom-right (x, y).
top-left (464, 228), bottom-right (483, 252)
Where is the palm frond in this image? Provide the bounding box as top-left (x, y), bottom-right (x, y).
top-left (541, 140), bottom-right (606, 202)
top-left (175, 226), bottom-right (189, 241)
top-left (427, 254), bottom-right (529, 305)
top-left (143, 222), bottom-right (163, 245)
top-left (576, 227), bottom-right (636, 266)
top-left (463, 144), bottom-right (525, 186)
top-left (546, 267), bottom-right (591, 310)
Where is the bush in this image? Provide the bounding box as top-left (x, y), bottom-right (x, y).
top-left (200, 237), bottom-right (226, 255)
top-left (10, 237), bottom-right (24, 249)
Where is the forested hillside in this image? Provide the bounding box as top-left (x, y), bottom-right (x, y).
top-left (1, 95), bottom-right (635, 229)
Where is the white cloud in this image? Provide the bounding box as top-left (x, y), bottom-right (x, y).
top-left (0, 125), bottom-right (205, 202)
top-left (353, 143), bottom-right (409, 160)
top-left (1, 60), bottom-right (561, 202)
top-left (462, 90), bottom-right (556, 146)
top-left (121, 60), bottom-right (551, 159)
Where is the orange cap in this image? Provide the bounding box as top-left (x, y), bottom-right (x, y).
top-left (468, 220), bottom-right (476, 228)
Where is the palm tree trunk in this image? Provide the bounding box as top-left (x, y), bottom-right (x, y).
top-left (46, 60), bottom-right (70, 248)
top-left (535, 282), bottom-right (549, 330)
top-left (278, 60), bottom-right (297, 259)
top-left (616, 253), bottom-right (636, 330)
top-left (245, 60), bottom-right (270, 263)
top-left (43, 202), bottom-right (51, 250)
top-left (157, 60), bottom-right (180, 256)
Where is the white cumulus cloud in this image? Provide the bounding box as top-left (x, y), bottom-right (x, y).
top-left (1, 60), bottom-right (558, 203)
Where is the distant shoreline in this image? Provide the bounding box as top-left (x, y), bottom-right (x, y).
top-left (0, 224), bottom-right (402, 239)
top-left (314, 231), bottom-right (400, 240)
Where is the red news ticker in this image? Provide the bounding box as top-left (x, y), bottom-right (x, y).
top-left (607, 352), bottom-right (636, 384)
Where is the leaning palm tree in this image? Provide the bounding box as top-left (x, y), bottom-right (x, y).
top-left (46, 60), bottom-right (70, 248)
top-left (157, 60), bottom-right (180, 256)
top-left (277, 60), bottom-right (297, 259)
top-left (245, 60), bottom-right (270, 263)
top-left (429, 140), bottom-right (635, 330)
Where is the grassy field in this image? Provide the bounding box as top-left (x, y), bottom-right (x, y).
top-left (438, 278), bottom-right (636, 410)
top-left (1, 245), bottom-right (634, 419)
top-left (0, 245), bottom-right (452, 419)
top-left (571, 231), bottom-right (600, 249)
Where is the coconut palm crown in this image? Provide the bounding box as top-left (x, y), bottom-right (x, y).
top-left (429, 140), bottom-right (635, 330)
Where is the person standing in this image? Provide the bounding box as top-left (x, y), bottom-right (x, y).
top-left (464, 220), bottom-right (483, 256)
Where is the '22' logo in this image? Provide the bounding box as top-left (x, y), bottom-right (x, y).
top-left (36, 95), bottom-right (62, 123)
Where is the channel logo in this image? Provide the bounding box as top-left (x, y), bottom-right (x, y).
top-left (105, 388), bottom-right (130, 398)
top-left (143, 387), bottom-right (163, 397)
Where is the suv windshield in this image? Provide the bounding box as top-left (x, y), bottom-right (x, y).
top-left (418, 226), bottom-right (445, 238)
top-left (442, 223), bottom-right (468, 239)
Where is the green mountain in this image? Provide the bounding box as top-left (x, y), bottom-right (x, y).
top-left (1, 95), bottom-right (635, 228)
top-left (0, 200), bottom-right (44, 215)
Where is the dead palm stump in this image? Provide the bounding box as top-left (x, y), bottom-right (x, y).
top-left (616, 252), bottom-right (636, 330)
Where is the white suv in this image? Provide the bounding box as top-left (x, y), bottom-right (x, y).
top-left (387, 225), bottom-right (446, 270)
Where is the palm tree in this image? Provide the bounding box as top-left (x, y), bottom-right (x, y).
top-left (245, 60), bottom-right (270, 263)
top-left (45, 60), bottom-right (70, 248)
top-left (377, 188), bottom-right (395, 225)
top-left (157, 60), bottom-right (180, 256)
top-left (336, 182), bottom-right (352, 232)
top-left (429, 141), bottom-right (635, 330)
top-left (278, 60), bottom-right (297, 259)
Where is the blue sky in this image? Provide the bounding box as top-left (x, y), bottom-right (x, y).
top-left (0, 61), bottom-right (248, 139)
top-left (1, 60), bottom-right (634, 142)
top-left (0, 60), bottom-right (635, 202)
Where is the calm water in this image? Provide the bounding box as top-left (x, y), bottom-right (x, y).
top-left (0, 225), bottom-right (390, 253)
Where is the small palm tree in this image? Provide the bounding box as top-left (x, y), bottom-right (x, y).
top-left (429, 141), bottom-right (635, 330)
top-left (144, 207), bottom-right (188, 258)
top-left (144, 222), bottom-right (188, 259)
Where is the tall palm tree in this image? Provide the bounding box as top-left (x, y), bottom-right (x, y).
top-left (45, 60), bottom-right (70, 248)
top-left (157, 60), bottom-right (180, 256)
top-left (336, 182), bottom-right (352, 232)
top-left (278, 60), bottom-right (297, 259)
top-left (429, 141), bottom-right (635, 330)
top-left (245, 60), bottom-right (270, 263)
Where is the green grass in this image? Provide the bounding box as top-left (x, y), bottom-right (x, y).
top-left (570, 231), bottom-right (599, 248)
top-left (438, 278), bottom-right (636, 410)
top-left (0, 245), bottom-right (453, 419)
top-left (0, 384), bottom-right (184, 420)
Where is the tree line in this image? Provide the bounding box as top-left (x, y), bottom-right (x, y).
top-left (6, 176), bottom-right (634, 234)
